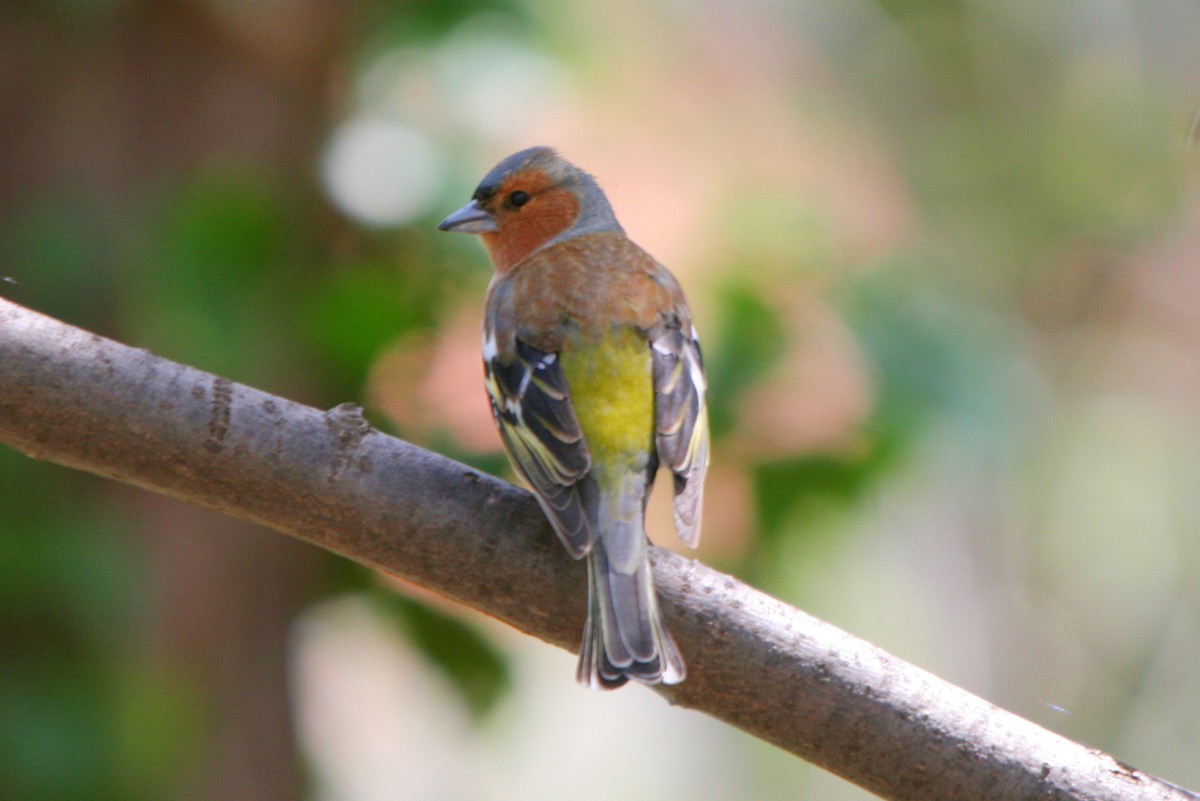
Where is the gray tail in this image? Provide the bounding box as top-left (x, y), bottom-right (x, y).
top-left (576, 526), bottom-right (685, 690)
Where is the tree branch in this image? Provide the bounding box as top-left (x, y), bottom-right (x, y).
top-left (0, 296), bottom-right (1193, 801)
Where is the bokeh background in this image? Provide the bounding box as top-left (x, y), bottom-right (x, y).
top-left (3, 1), bottom-right (1200, 799)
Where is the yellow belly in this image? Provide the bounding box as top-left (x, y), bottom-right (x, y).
top-left (559, 327), bottom-right (654, 465)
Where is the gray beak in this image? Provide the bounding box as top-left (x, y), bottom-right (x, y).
top-left (437, 199), bottom-right (498, 234)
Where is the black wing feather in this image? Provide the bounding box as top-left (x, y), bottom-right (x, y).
top-left (485, 338), bottom-right (595, 556)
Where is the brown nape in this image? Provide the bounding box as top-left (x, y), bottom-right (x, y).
top-left (480, 170), bottom-right (581, 273)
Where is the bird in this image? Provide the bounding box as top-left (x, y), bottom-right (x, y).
top-left (438, 146), bottom-right (709, 689)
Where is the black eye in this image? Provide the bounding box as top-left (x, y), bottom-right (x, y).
top-left (508, 190), bottom-right (530, 208)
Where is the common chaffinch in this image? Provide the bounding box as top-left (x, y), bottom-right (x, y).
top-left (438, 147), bottom-right (709, 689)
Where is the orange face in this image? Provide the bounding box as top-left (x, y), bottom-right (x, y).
top-left (478, 168), bottom-right (581, 273)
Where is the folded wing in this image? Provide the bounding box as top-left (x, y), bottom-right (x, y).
top-left (485, 337), bottom-right (596, 557)
top-left (651, 322), bottom-right (709, 547)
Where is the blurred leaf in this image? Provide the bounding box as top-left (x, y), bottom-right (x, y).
top-left (0, 675), bottom-right (111, 801)
top-left (0, 453), bottom-right (144, 639)
top-left (704, 279), bottom-right (787, 440)
top-left (357, 0), bottom-right (524, 51)
top-left (305, 257), bottom-right (440, 395)
top-left (121, 169), bottom-right (311, 382)
top-left (0, 192), bottom-right (117, 333)
top-left (840, 256), bottom-right (1020, 446)
top-left (753, 446), bottom-right (895, 544)
top-left (0, 450), bottom-right (155, 801)
top-left (111, 660), bottom-right (207, 799)
top-left (743, 432), bottom-right (901, 585)
top-left (305, 223), bottom-right (485, 402)
top-left (371, 591), bottom-right (510, 719)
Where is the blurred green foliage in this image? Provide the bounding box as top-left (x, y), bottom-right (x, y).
top-left (122, 171), bottom-right (311, 380)
top-left (705, 280), bottom-right (787, 441)
top-left (843, 260), bottom-right (1022, 444)
top-left (0, 451), bottom-right (168, 801)
top-left (2, 192), bottom-right (118, 333)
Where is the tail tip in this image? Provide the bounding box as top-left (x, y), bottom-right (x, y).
top-left (576, 647), bottom-right (687, 691)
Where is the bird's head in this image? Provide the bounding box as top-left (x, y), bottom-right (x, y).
top-left (438, 147), bottom-right (622, 272)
